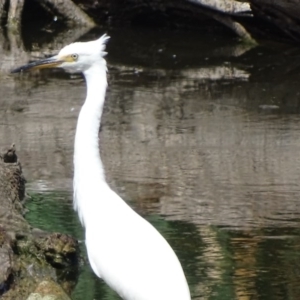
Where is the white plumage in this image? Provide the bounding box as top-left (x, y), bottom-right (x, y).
top-left (12, 35), bottom-right (191, 300)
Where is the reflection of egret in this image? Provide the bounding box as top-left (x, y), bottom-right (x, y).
top-left (12, 35), bottom-right (191, 300)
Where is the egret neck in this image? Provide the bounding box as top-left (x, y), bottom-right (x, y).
top-left (73, 62), bottom-right (108, 220)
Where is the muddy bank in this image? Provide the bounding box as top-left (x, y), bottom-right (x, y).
top-left (0, 145), bottom-right (79, 299)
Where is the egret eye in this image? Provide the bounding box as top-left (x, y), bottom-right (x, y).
top-left (71, 53), bottom-right (79, 61)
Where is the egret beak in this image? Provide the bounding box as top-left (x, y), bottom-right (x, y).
top-left (11, 55), bottom-right (64, 73)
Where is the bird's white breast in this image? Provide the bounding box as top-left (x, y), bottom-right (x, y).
top-left (84, 187), bottom-right (190, 300)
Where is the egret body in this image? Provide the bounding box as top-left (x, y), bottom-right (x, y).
top-left (12, 35), bottom-right (191, 300)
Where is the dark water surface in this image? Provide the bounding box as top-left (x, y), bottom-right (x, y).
top-left (2, 27), bottom-right (300, 299)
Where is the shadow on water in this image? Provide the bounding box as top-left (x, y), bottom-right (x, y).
top-left (2, 26), bottom-right (300, 299)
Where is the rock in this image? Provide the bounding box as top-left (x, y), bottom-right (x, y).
top-left (1, 144), bottom-right (18, 163)
top-left (26, 280), bottom-right (71, 300)
top-left (0, 146), bottom-right (79, 299)
top-left (0, 227), bottom-right (13, 295)
top-left (36, 233), bottom-right (79, 268)
top-left (0, 145), bottom-right (28, 234)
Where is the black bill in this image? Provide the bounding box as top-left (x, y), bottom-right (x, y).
top-left (11, 56), bottom-right (63, 73)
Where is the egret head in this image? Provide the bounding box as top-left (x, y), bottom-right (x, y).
top-left (11, 34), bottom-right (109, 74)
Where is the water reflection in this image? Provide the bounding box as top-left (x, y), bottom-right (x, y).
top-left (2, 28), bottom-right (300, 299)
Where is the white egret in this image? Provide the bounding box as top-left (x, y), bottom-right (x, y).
top-left (12, 35), bottom-right (191, 300)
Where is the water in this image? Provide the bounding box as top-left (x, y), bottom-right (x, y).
top-left (2, 27), bottom-right (300, 299)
